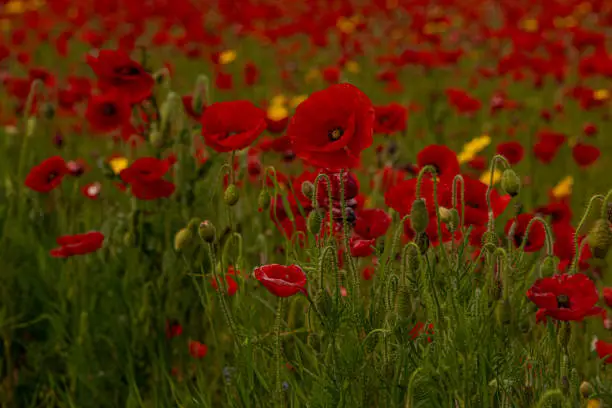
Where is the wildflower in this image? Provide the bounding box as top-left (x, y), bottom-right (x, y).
top-left (505, 213), bottom-right (546, 252)
top-left (552, 176), bottom-right (573, 199)
top-left (572, 143), bottom-right (600, 168)
top-left (25, 156), bottom-right (67, 193)
top-left (210, 267), bottom-right (239, 296)
top-left (354, 209), bottom-right (391, 239)
top-left (457, 135), bottom-right (491, 163)
top-left (253, 264), bottom-right (307, 297)
top-left (496, 141), bottom-right (524, 165)
top-left (50, 231), bottom-right (105, 258)
top-left (349, 237), bottom-right (375, 258)
top-left (188, 340), bottom-right (208, 359)
top-left (201, 100), bottom-right (267, 152)
top-left (85, 91), bottom-right (131, 132)
top-left (416, 145), bottom-right (460, 179)
top-left (120, 157), bottom-right (175, 200)
top-left (81, 182), bottom-right (101, 200)
top-left (373, 103), bottom-right (408, 135)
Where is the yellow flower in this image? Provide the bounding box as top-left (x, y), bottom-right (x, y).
top-left (109, 157), bottom-right (129, 175)
top-left (290, 95), bottom-right (307, 108)
top-left (219, 50), bottom-right (237, 65)
top-left (568, 136), bottom-right (578, 148)
top-left (457, 135), bottom-right (491, 164)
top-left (6, 1), bottom-right (26, 14)
top-left (267, 105), bottom-right (289, 121)
top-left (336, 17), bottom-right (355, 34)
top-left (521, 18), bottom-right (539, 32)
top-left (270, 95), bottom-right (287, 107)
top-left (345, 61), bottom-right (360, 74)
top-left (587, 399), bottom-right (601, 408)
top-left (480, 169), bottom-right (502, 186)
top-left (552, 176), bottom-right (573, 199)
top-left (594, 89), bottom-right (609, 101)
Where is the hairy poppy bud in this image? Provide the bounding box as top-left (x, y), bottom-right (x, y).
top-left (307, 210), bottom-right (323, 235)
top-left (438, 207), bottom-right (452, 224)
top-left (174, 228), bottom-right (194, 252)
top-left (481, 231), bottom-right (498, 253)
top-left (199, 220), bottom-right (216, 243)
top-left (410, 198), bottom-right (429, 234)
top-left (501, 169), bottom-right (521, 197)
top-left (192, 74), bottom-right (209, 115)
top-left (495, 299), bottom-right (511, 326)
top-left (301, 181), bottom-right (315, 201)
top-left (258, 189), bottom-right (271, 211)
top-left (558, 322), bottom-right (571, 352)
top-left (160, 92), bottom-right (179, 135)
top-left (224, 184), bottom-right (239, 206)
top-left (540, 256), bottom-right (558, 277)
top-left (580, 381), bottom-right (593, 399)
top-left (415, 232), bottom-right (429, 254)
top-left (448, 208), bottom-right (460, 231)
top-left (587, 219), bottom-right (612, 259)
top-left (395, 284), bottom-right (412, 318)
top-left (404, 244), bottom-right (421, 276)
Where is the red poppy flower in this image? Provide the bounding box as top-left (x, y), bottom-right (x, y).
top-left (505, 213), bottom-right (546, 253)
top-left (572, 143), bottom-right (600, 168)
top-left (373, 103), bottom-right (408, 135)
top-left (322, 66), bottom-right (341, 84)
top-left (265, 116), bottom-right (289, 134)
top-left (211, 267), bottom-right (239, 296)
top-left (584, 123), bottom-right (597, 137)
top-left (376, 166), bottom-right (408, 190)
top-left (527, 273), bottom-right (602, 322)
top-left (182, 95), bottom-right (205, 120)
top-left (253, 264), bottom-right (307, 297)
top-left (287, 83), bottom-right (374, 169)
top-left (165, 321), bottom-right (183, 339)
top-left (409, 322), bottom-right (434, 342)
top-left (536, 198), bottom-right (573, 226)
top-left (81, 182), bottom-right (101, 200)
top-left (201, 100), bottom-right (267, 152)
top-left (25, 156), bottom-right (67, 193)
top-left (533, 130), bottom-right (566, 164)
top-left (604, 288), bottom-right (612, 308)
top-left (85, 92), bottom-right (131, 133)
top-left (349, 237), bottom-right (375, 258)
top-left (362, 266), bottom-right (375, 280)
top-left (467, 156), bottom-right (487, 171)
top-left (188, 340), bottom-right (208, 359)
top-left (120, 157), bottom-right (175, 200)
top-left (553, 226), bottom-right (592, 273)
top-left (445, 88), bottom-right (481, 114)
top-left (50, 231), bottom-right (105, 258)
top-left (417, 145), bottom-right (460, 179)
top-left (354, 209), bottom-right (391, 239)
top-left (496, 141), bottom-right (524, 165)
top-left (595, 339), bottom-right (612, 364)
top-left (86, 49), bottom-right (154, 103)
top-left (244, 61), bottom-right (259, 86)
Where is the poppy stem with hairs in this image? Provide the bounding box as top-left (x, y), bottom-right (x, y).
top-left (274, 297), bottom-right (285, 406)
top-left (571, 195), bottom-right (604, 274)
top-left (339, 169), bottom-right (361, 305)
top-left (485, 155), bottom-right (511, 231)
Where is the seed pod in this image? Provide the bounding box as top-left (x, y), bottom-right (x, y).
top-left (301, 181), bottom-right (315, 201)
top-left (258, 189), bottom-right (271, 211)
top-left (501, 169), bottom-right (521, 197)
top-left (540, 256), bottom-right (558, 277)
top-left (307, 210), bottom-right (323, 235)
top-left (224, 184), bottom-right (239, 206)
top-left (415, 232), bottom-right (429, 255)
top-left (199, 220), bottom-right (216, 243)
top-left (410, 198), bottom-right (429, 234)
top-left (174, 228), bottom-right (194, 252)
top-left (587, 219), bottom-right (612, 259)
top-left (187, 217), bottom-right (202, 233)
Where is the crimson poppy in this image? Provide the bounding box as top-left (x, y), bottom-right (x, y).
top-left (553, 226), bottom-right (592, 273)
top-left (417, 145), bottom-right (460, 179)
top-left (445, 88), bottom-right (481, 114)
top-left (120, 157), bottom-right (175, 200)
top-left (215, 70), bottom-right (233, 90)
top-left (322, 66), bottom-right (341, 84)
top-left (535, 198), bottom-right (573, 226)
top-left (165, 321), bottom-right (183, 339)
top-left (182, 95), bottom-right (205, 120)
top-left (25, 156), bottom-right (67, 193)
top-left (584, 123), bottom-right (598, 137)
top-left (349, 237), bottom-right (375, 258)
top-left (527, 273), bottom-right (602, 322)
top-left (201, 100), bottom-right (267, 152)
top-left (595, 339), bottom-right (612, 364)
top-left (253, 264), bottom-right (307, 297)
top-left (85, 92), bottom-right (131, 133)
top-left (86, 49), bottom-right (154, 103)
top-left (496, 141), bottom-right (524, 165)
top-left (604, 288), bottom-right (612, 309)
top-left (50, 231), bottom-right (105, 258)
top-left (373, 103), bottom-right (408, 135)
top-left (354, 208), bottom-right (391, 239)
top-left (211, 267), bottom-right (239, 296)
top-left (188, 340), bottom-right (208, 359)
top-left (362, 266), bottom-right (375, 281)
top-left (572, 143), bottom-right (600, 168)
top-left (505, 213), bottom-right (546, 253)
top-left (287, 83), bottom-right (374, 169)
top-left (467, 156), bottom-right (487, 171)
top-left (409, 322), bottom-right (434, 343)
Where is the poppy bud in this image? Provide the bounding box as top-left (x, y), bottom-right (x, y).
top-left (587, 219), bottom-right (612, 259)
top-left (187, 217), bottom-right (202, 233)
top-left (192, 74), bottom-right (209, 114)
top-left (150, 129), bottom-right (163, 149)
top-left (42, 102), bottom-right (55, 120)
top-left (301, 181), bottom-right (315, 201)
top-left (395, 284), bottom-right (412, 318)
top-left (607, 202), bottom-right (612, 224)
top-left (580, 381), bottom-right (593, 398)
top-left (540, 256), bottom-right (558, 277)
top-left (481, 231), bottom-right (498, 253)
top-left (258, 189), bottom-right (270, 211)
top-left (26, 117), bottom-right (37, 138)
top-left (174, 228), bottom-right (194, 252)
top-left (415, 232), bottom-right (429, 254)
top-left (224, 184), bottom-right (239, 206)
top-left (448, 208), bottom-right (460, 231)
top-left (315, 290), bottom-right (333, 318)
top-left (438, 207), bottom-right (452, 224)
top-left (160, 92), bottom-right (179, 135)
top-left (404, 244), bottom-right (421, 276)
top-left (495, 299), bottom-right (511, 326)
top-left (199, 220), bottom-right (216, 243)
top-left (501, 169), bottom-right (521, 197)
top-left (410, 198), bottom-right (429, 234)
top-left (307, 210), bottom-right (323, 234)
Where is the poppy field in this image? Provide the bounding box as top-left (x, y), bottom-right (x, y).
top-left (5, 0), bottom-right (612, 406)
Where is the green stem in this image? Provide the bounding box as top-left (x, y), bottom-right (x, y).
top-left (274, 298), bottom-right (285, 406)
top-left (571, 195), bottom-right (604, 274)
top-left (485, 155), bottom-right (511, 231)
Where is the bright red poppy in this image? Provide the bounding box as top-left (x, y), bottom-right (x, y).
top-left (572, 143), bottom-right (600, 168)
top-left (349, 237), bottom-right (375, 258)
top-left (201, 100), bottom-right (267, 152)
top-left (373, 103), bottom-right (408, 134)
top-left (354, 209), bottom-right (391, 239)
top-left (188, 340), bottom-right (208, 359)
top-left (85, 91), bottom-right (131, 133)
top-left (25, 156), bottom-right (67, 193)
top-left (253, 264), bottom-right (307, 297)
top-left (417, 145), bottom-right (460, 179)
top-left (120, 157), bottom-right (175, 200)
top-left (496, 141), bottom-right (524, 165)
top-left (50, 231), bottom-right (105, 258)
top-left (505, 213), bottom-right (546, 253)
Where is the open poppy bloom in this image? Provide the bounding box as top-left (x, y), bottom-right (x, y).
top-left (287, 83), bottom-right (374, 169)
top-left (25, 156), bottom-right (67, 193)
top-left (253, 264), bottom-right (307, 297)
top-left (201, 100), bottom-right (267, 152)
top-left (349, 236), bottom-right (375, 258)
top-left (595, 339), bottom-right (612, 364)
top-left (50, 231), bottom-right (105, 258)
top-left (188, 340), bottom-right (208, 359)
top-left (354, 208), bottom-right (391, 239)
top-left (373, 102), bottom-right (408, 134)
top-left (505, 213), bottom-right (546, 253)
top-left (120, 157), bottom-right (175, 200)
top-left (416, 145), bottom-right (460, 179)
top-left (496, 141), bottom-right (524, 165)
top-left (527, 273), bottom-right (602, 322)
top-left (85, 91), bottom-right (131, 133)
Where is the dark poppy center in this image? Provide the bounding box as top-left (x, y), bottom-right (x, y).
top-left (556, 294), bottom-right (570, 309)
top-left (47, 171), bottom-right (58, 183)
top-left (328, 127), bottom-right (344, 141)
top-left (102, 103), bottom-right (117, 116)
top-left (513, 234), bottom-right (531, 248)
top-left (116, 65), bottom-right (141, 76)
top-left (220, 131), bottom-right (239, 140)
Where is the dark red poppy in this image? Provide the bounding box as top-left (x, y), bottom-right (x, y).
top-left (595, 340), bottom-right (612, 364)
top-left (165, 321), bottom-right (183, 339)
top-left (86, 49), bottom-right (154, 103)
top-left (25, 156), bottom-right (67, 193)
top-left (120, 157), bottom-right (175, 200)
top-left (496, 141), bottom-right (524, 165)
top-left (417, 145), bottom-right (460, 179)
top-left (244, 61), bottom-right (259, 86)
top-left (409, 322), bottom-right (434, 343)
top-left (467, 156), bottom-right (487, 171)
top-left (527, 273), bottom-right (602, 322)
top-left (201, 100), bottom-right (267, 152)
top-left (211, 267), bottom-right (239, 296)
top-left (354, 208), bottom-right (391, 239)
top-left (85, 92), bottom-right (131, 133)
top-left (188, 340), bottom-right (208, 359)
top-left (584, 123), bottom-right (598, 137)
top-left (572, 143), bottom-right (600, 168)
top-left (349, 237), bottom-right (375, 258)
top-left (445, 88), bottom-right (481, 114)
top-left (182, 95), bottom-right (205, 120)
top-left (50, 231), bottom-right (105, 258)
top-left (373, 103), bottom-right (408, 135)
top-left (253, 264), bottom-right (307, 297)
top-left (553, 225), bottom-right (592, 273)
top-left (287, 83), bottom-right (374, 169)
top-left (505, 213), bottom-right (546, 253)
top-left (604, 288), bottom-right (612, 309)
top-left (265, 116), bottom-right (289, 134)
top-left (362, 266), bottom-right (375, 280)
top-left (322, 66), bottom-right (341, 84)
top-left (215, 70), bottom-right (233, 90)
top-left (533, 130), bottom-right (566, 164)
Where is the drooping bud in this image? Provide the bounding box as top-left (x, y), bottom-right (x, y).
top-left (192, 75), bottom-right (209, 116)
top-left (174, 228), bottom-right (194, 252)
top-left (258, 189), bottom-right (271, 211)
top-left (501, 169), bottom-right (521, 197)
top-left (149, 127), bottom-right (163, 149)
top-left (224, 184), bottom-right (239, 206)
top-left (199, 220), bottom-right (216, 243)
top-left (395, 285), bottom-right (413, 318)
top-left (307, 210), bottom-right (323, 235)
top-left (415, 232), bottom-right (429, 255)
top-left (301, 181), bottom-right (315, 201)
top-left (481, 231), bottom-right (498, 253)
top-left (160, 92), bottom-right (180, 136)
top-left (410, 198), bottom-right (429, 234)
top-left (587, 219), bottom-right (612, 259)
top-left (580, 381), bottom-right (593, 399)
top-left (540, 256), bottom-right (558, 277)
top-left (404, 244), bottom-right (421, 276)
